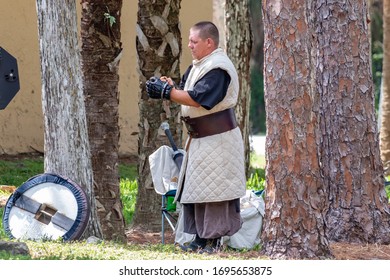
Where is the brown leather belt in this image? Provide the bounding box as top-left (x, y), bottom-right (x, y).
top-left (181, 108), bottom-right (237, 138)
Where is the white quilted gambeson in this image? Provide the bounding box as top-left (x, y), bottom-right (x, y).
top-left (179, 127), bottom-right (246, 203)
top-left (174, 47), bottom-right (246, 204)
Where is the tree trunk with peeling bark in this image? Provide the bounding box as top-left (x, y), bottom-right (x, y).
top-left (132, 0), bottom-right (182, 231)
top-left (80, 0), bottom-right (126, 241)
top-left (261, 0), bottom-right (332, 259)
top-left (262, 0), bottom-right (390, 259)
top-left (317, 0), bottom-right (390, 244)
top-left (36, 0), bottom-right (102, 238)
top-left (225, 0), bottom-right (252, 177)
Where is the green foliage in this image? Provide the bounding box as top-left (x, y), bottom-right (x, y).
top-left (118, 164), bottom-right (138, 225)
top-left (246, 168), bottom-right (266, 192)
top-left (120, 178), bottom-right (137, 225)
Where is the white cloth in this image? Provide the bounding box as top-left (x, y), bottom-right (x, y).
top-left (149, 145), bottom-right (195, 245)
top-left (149, 145), bottom-right (185, 195)
top-left (223, 190), bottom-right (265, 249)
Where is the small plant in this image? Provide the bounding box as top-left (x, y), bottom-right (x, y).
top-left (104, 7), bottom-right (116, 27)
top-left (246, 168), bottom-right (265, 192)
top-left (120, 178), bottom-right (138, 225)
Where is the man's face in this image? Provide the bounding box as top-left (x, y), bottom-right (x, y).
top-left (188, 28), bottom-right (212, 60)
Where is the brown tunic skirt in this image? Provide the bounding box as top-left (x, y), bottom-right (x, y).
top-left (182, 198), bottom-right (242, 239)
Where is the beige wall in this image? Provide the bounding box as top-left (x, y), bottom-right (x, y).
top-left (0, 0), bottom-right (212, 156)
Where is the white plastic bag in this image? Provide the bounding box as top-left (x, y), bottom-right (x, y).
top-left (223, 190), bottom-right (265, 249)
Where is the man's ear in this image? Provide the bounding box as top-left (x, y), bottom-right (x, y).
top-left (207, 38), bottom-right (214, 47)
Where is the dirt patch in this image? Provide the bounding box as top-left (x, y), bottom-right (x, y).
top-left (0, 185), bottom-right (15, 206)
top-left (126, 226), bottom-right (175, 245)
top-left (330, 242), bottom-right (390, 260)
top-left (124, 226), bottom-right (390, 259)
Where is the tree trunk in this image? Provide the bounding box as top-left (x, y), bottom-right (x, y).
top-left (80, 0), bottom-right (126, 242)
top-left (262, 0), bottom-right (390, 259)
top-left (261, 0), bottom-right (332, 259)
top-left (36, 0), bottom-right (102, 238)
top-left (248, 0), bottom-right (266, 135)
top-left (380, 0), bottom-right (390, 171)
top-left (132, 0), bottom-right (182, 231)
top-left (318, 0), bottom-right (390, 243)
top-left (249, 0), bottom-right (264, 77)
top-left (225, 0), bottom-right (252, 177)
top-left (213, 0), bottom-right (226, 49)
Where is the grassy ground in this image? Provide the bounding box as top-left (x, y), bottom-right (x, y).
top-left (0, 153), bottom-right (266, 260)
top-left (2, 155), bottom-right (390, 260)
top-left (0, 240), bottom-right (267, 260)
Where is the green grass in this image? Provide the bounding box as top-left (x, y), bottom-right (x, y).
top-left (0, 239), bottom-right (266, 260)
top-left (0, 158), bottom-right (44, 187)
top-left (119, 163), bottom-right (137, 181)
top-left (0, 154), bottom-right (266, 260)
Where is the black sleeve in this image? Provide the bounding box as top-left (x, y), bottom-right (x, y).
top-left (187, 68), bottom-right (231, 110)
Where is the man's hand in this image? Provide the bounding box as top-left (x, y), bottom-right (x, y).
top-left (145, 76), bottom-right (172, 100)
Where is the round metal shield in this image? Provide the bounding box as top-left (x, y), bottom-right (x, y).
top-left (2, 173), bottom-right (90, 241)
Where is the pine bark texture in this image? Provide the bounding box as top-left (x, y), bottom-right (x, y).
top-left (262, 0), bottom-right (332, 259)
top-left (262, 0), bottom-right (390, 259)
top-left (317, 0), bottom-right (390, 243)
top-left (80, 0), bottom-right (126, 242)
top-left (36, 0), bottom-right (102, 238)
top-left (380, 1), bottom-right (390, 169)
top-left (225, 0), bottom-right (253, 177)
top-left (132, 0), bottom-right (182, 231)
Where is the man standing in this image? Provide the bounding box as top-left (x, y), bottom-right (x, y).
top-left (146, 21), bottom-right (246, 253)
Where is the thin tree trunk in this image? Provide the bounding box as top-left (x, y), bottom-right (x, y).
top-left (225, 0), bottom-right (252, 177)
top-left (380, 0), bottom-right (390, 171)
top-left (36, 0), bottom-right (102, 238)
